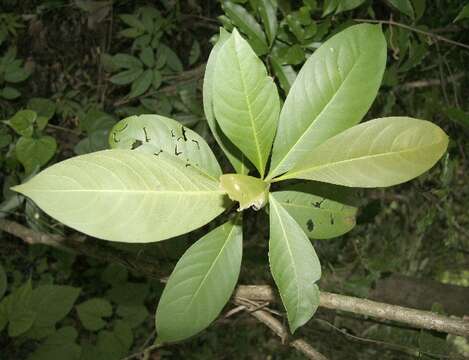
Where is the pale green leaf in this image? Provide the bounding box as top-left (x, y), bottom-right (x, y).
top-left (109, 114), bottom-right (222, 179)
top-left (213, 29), bottom-right (280, 177)
top-left (268, 24), bottom-right (387, 180)
top-left (203, 28), bottom-right (251, 175)
top-left (387, 0), bottom-right (415, 18)
top-left (222, 1), bottom-right (269, 55)
top-left (258, 0), bottom-right (278, 45)
top-left (270, 56), bottom-right (296, 94)
top-left (454, 3), bottom-right (469, 22)
top-left (272, 183), bottom-right (357, 239)
top-left (12, 150), bottom-right (227, 243)
top-left (156, 217), bottom-right (242, 343)
top-left (269, 195), bottom-right (321, 333)
top-left (220, 174), bottom-right (269, 211)
top-left (77, 298), bottom-right (113, 331)
top-left (279, 117), bottom-right (449, 187)
top-left (129, 69), bottom-right (152, 98)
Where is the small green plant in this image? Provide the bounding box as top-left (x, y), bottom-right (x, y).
top-left (0, 46), bottom-right (31, 100)
top-left (13, 24), bottom-right (448, 343)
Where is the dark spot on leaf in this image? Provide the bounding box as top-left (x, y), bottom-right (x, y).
top-left (191, 139), bottom-right (200, 149)
top-left (131, 139), bottom-right (143, 149)
top-left (171, 129), bottom-right (175, 138)
top-left (154, 149), bottom-right (163, 156)
top-left (307, 219), bottom-right (314, 232)
top-left (181, 126), bottom-right (187, 141)
top-left (112, 132), bottom-right (120, 143)
top-left (313, 199), bottom-right (325, 208)
top-left (174, 144), bottom-right (182, 156)
top-left (330, 214), bottom-right (335, 225)
top-left (185, 163), bottom-right (191, 167)
top-left (143, 127), bottom-right (150, 142)
top-left (285, 199), bottom-right (291, 204)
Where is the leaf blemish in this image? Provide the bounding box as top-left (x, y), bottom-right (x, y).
top-left (131, 139), bottom-right (143, 149)
top-left (112, 132), bottom-right (120, 143)
top-left (174, 145), bottom-right (182, 156)
top-left (330, 214), bottom-right (335, 225)
top-left (313, 199), bottom-right (325, 208)
top-left (181, 126), bottom-right (187, 141)
top-left (170, 129), bottom-right (175, 138)
top-left (143, 127), bottom-right (150, 142)
top-left (154, 149), bottom-right (163, 156)
top-left (307, 219), bottom-right (314, 232)
top-left (191, 139), bottom-right (200, 149)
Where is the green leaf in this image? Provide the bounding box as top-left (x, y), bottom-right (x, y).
top-left (257, 0), bottom-right (278, 45)
top-left (279, 117), bottom-right (449, 187)
top-left (7, 280), bottom-right (36, 337)
top-left (139, 47), bottom-right (155, 68)
top-left (31, 285), bottom-right (81, 329)
top-left (27, 327), bottom-right (81, 360)
top-left (107, 282), bottom-right (149, 305)
top-left (156, 217), bottom-right (242, 343)
top-left (220, 174), bottom-right (269, 210)
top-left (119, 14), bottom-right (145, 30)
top-left (189, 40), bottom-right (201, 65)
top-left (12, 150), bottom-right (227, 243)
top-left (116, 304), bottom-right (149, 328)
top-left (222, 1), bottom-right (269, 55)
top-left (387, 0), bottom-right (415, 18)
top-left (4, 66), bottom-right (30, 83)
top-left (0, 264), bottom-right (6, 300)
top-left (96, 321), bottom-right (133, 360)
top-left (8, 109), bottom-right (37, 137)
top-left (272, 183), bottom-right (357, 239)
top-left (454, 3), bottom-right (469, 22)
top-left (203, 28), bottom-right (251, 175)
top-left (268, 24), bottom-right (387, 180)
top-left (112, 54), bottom-right (142, 69)
top-left (109, 115), bottom-right (222, 179)
top-left (1, 86), bottom-right (21, 99)
top-left (152, 68), bottom-right (162, 89)
top-left (269, 195), bottom-right (321, 333)
top-left (77, 298), bottom-right (113, 331)
top-left (128, 69), bottom-right (153, 98)
top-left (336, 0), bottom-right (367, 13)
top-left (27, 98), bottom-right (56, 124)
top-left (110, 68), bottom-right (143, 85)
top-left (213, 29), bottom-right (280, 177)
top-left (270, 56), bottom-right (296, 94)
top-left (16, 136), bottom-right (57, 174)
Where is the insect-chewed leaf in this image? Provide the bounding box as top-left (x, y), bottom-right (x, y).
top-left (269, 195), bottom-right (321, 333)
top-left (203, 28), bottom-right (252, 175)
top-left (109, 114), bottom-right (221, 179)
top-left (268, 24), bottom-right (387, 179)
top-left (12, 150), bottom-right (227, 243)
top-left (279, 117), bottom-right (449, 187)
top-left (272, 183), bottom-right (357, 239)
top-left (156, 217), bottom-right (242, 343)
top-left (213, 29), bottom-right (280, 178)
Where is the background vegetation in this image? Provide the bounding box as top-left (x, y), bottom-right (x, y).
top-left (0, 0), bottom-right (468, 359)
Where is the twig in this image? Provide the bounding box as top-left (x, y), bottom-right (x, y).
top-left (2, 219), bottom-right (469, 338)
top-left (353, 19), bottom-right (469, 51)
top-left (398, 72), bottom-right (465, 90)
top-left (234, 298), bottom-right (329, 360)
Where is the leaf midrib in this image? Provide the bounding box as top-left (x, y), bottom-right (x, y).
top-left (233, 36), bottom-right (265, 177)
top-left (277, 139), bottom-right (444, 181)
top-left (268, 52), bottom-right (364, 180)
top-left (184, 223), bottom-right (238, 314)
top-left (271, 199), bottom-right (301, 323)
